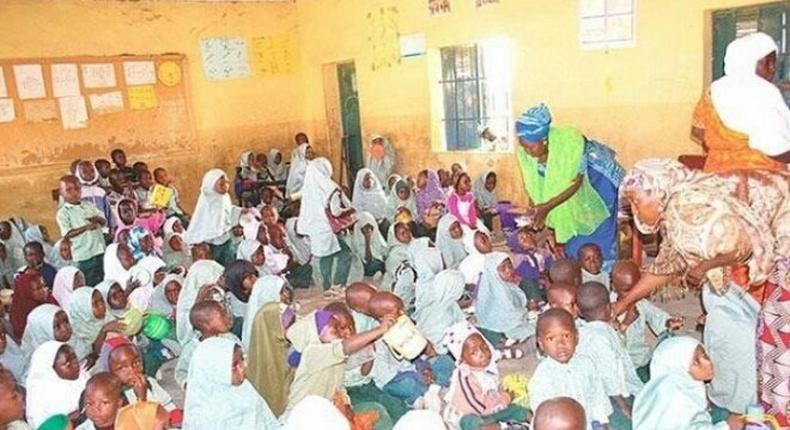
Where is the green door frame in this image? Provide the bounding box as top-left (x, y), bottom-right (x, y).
top-left (337, 62), bottom-right (364, 188)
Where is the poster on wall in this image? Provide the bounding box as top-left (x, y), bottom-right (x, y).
top-left (89, 91), bottom-right (124, 114)
top-left (475, 0), bottom-right (499, 6)
top-left (0, 67), bottom-right (7, 98)
top-left (51, 64), bottom-right (81, 98)
top-left (127, 85), bottom-right (159, 110)
top-left (58, 95), bottom-right (89, 130)
top-left (23, 99), bottom-right (58, 123)
top-left (0, 99), bottom-right (14, 123)
top-left (82, 63), bottom-right (117, 89)
top-left (429, 0), bottom-right (451, 16)
top-left (367, 7), bottom-right (401, 71)
top-left (251, 33), bottom-right (297, 76)
top-left (13, 64), bottom-right (46, 100)
top-left (123, 61), bottom-right (157, 86)
top-left (200, 37), bottom-right (251, 81)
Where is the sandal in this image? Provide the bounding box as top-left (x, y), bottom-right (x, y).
top-left (500, 345), bottom-right (525, 360)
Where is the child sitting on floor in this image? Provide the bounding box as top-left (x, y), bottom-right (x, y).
top-left (529, 309), bottom-right (611, 429)
top-left (546, 282), bottom-right (580, 320)
top-left (153, 167), bottom-right (188, 221)
top-left (576, 282), bottom-right (643, 430)
top-left (447, 173), bottom-right (480, 230)
top-left (0, 369), bottom-right (26, 430)
top-left (175, 300), bottom-right (240, 388)
top-left (77, 372), bottom-right (124, 430)
top-left (26, 341), bottom-right (88, 427)
top-left (549, 258), bottom-right (582, 287)
top-left (510, 227), bottom-right (553, 289)
top-left (533, 397), bottom-right (586, 430)
top-left (611, 261), bottom-right (683, 382)
top-left (443, 321), bottom-right (529, 430)
top-left (579, 244), bottom-right (610, 292)
top-left (108, 344), bottom-right (177, 413)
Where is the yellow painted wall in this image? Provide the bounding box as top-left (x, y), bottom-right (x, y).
top-left (295, 0), bottom-right (776, 205)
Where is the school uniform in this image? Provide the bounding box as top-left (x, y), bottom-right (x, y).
top-left (56, 201), bottom-right (106, 285)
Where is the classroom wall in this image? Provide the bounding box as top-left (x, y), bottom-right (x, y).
top-left (0, 0), bottom-right (304, 230)
top-left (294, 0), bottom-right (774, 205)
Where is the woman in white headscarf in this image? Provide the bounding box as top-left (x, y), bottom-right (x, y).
top-left (367, 134), bottom-right (397, 186)
top-left (296, 158), bottom-right (354, 290)
top-left (633, 337), bottom-right (726, 430)
top-left (52, 266), bottom-right (85, 313)
top-left (25, 341), bottom-right (88, 427)
top-left (436, 214), bottom-right (468, 270)
top-left (183, 337), bottom-right (281, 429)
top-left (184, 169), bottom-right (244, 266)
top-left (268, 149), bottom-right (289, 182)
top-left (175, 259), bottom-right (225, 345)
top-left (693, 31), bottom-right (790, 171)
top-left (286, 143), bottom-right (313, 198)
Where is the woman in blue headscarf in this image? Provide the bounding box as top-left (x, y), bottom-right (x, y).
top-left (514, 103), bottom-right (624, 269)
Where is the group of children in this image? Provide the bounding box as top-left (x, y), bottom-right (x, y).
top-left (0, 134), bottom-right (751, 430)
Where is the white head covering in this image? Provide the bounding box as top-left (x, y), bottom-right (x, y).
top-left (386, 178), bottom-right (417, 221)
top-left (442, 320), bottom-right (500, 372)
top-left (285, 218), bottom-right (312, 266)
top-left (52, 266), bottom-right (81, 312)
top-left (163, 217), bottom-right (180, 238)
top-left (352, 168), bottom-right (388, 220)
top-left (0, 221), bottom-right (25, 271)
top-left (48, 240), bottom-right (72, 270)
top-left (436, 214), bottom-right (468, 270)
top-left (393, 410), bottom-right (446, 430)
top-left (268, 149), bottom-right (288, 181)
top-left (262, 245), bottom-right (290, 275)
top-left (472, 170), bottom-right (497, 211)
top-left (20, 304), bottom-right (63, 358)
top-left (75, 162), bottom-right (100, 186)
top-left (711, 32), bottom-right (790, 157)
top-left (411, 244), bottom-right (444, 311)
top-left (176, 259), bottom-right (225, 345)
top-left (127, 261), bottom-right (158, 311)
top-left (285, 395), bottom-right (351, 430)
top-left (458, 229), bottom-right (489, 285)
top-left (239, 151), bottom-right (255, 170)
top-left (25, 341), bottom-right (88, 428)
top-left (296, 158), bottom-right (342, 257)
top-left (286, 143), bottom-right (310, 197)
top-left (150, 273), bottom-right (183, 317)
top-left (68, 287), bottom-right (112, 359)
top-left (96, 280), bottom-right (127, 319)
top-left (413, 269), bottom-right (466, 350)
top-left (474, 252), bottom-right (530, 338)
top-left (352, 212), bottom-right (387, 261)
top-left (23, 225), bottom-right (54, 258)
top-left (0, 330), bottom-right (26, 381)
top-left (237, 239), bottom-right (263, 262)
top-left (103, 243), bottom-right (131, 287)
top-left (184, 169), bottom-right (235, 244)
top-left (633, 337), bottom-right (707, 430)
top-left (240, 212), bottom-right (262, 241)
top-left (386, 174), bottom-right (402, 197)
top-left (183, 337), bottom-right (280, 430)
top-left (241, 275), bottom-right (286, 349)
top-left (367, 133), bottom-right (397, 186)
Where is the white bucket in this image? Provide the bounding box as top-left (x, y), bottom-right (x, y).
top-left (381, 315), bottom-right (428, 360)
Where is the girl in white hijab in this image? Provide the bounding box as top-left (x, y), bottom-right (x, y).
top-left (711, 32), bottom-right (790, 159)
top-left (284, 395), bottom-right (351, 430)
top-left (387, 178), bottom-right (418, 221)
top-left (20, 304), bottom-right (81, 362)
top-left (52, 266), bottom-right (85, 312)
top-left (474, 252), bottom-right (533, 343)
top-left (25, 341), bottom-right (88, 427)
top-left (23, 225), bottom-right (54, 260)
top-left (296, 158), bottom-right (354, 289)
top-left (184, 169), bottom-right (244, 266)
top-left (436, 214), bottom-right (468, 270)
top-left (633, 337), bottom-right (725, 430)
top-left (286, 143), bottom-right (312, 198)
top-left (150, 273), bottom-right (183, 319)
top-left (410, 243), bottom-right (444, 313)
top-left (67, 287), bottom-right (117, 360)
top-left (238, 151), bottom-right (260, 180)
top-left (352, 168), bottom-right (388, 221)
top-left (103, 243), bottom-right (132, 288)
top-left (351, 212), bottom-right (388, 278)
top-left (48, 239), bottom-right (73, 270)
top-left (413, 269), bottom-right (466, 353)
top-left (175, 259), bottom-right (225, 345)
top-left (268, 149), bottom-right (289, 182)
top-left (241, 275), bottom-right (287, 349)
top-left (183, 337), bottom-right (281, 430)
top-left (458, 229), bottom-right (492, 287)
top-left (367, 134), bottom-right (397, 186)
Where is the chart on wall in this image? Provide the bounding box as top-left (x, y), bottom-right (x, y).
top-left (0, 54), bottom-right (194, 169)
top-left (251, 33), bottom-right (298, 76)
top-left (199, 37), bottom-right (251, 81)
top-left (367, 7), bottom-right (401, 71)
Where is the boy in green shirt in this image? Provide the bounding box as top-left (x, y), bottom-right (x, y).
top-left (56, 175), bottom-right (106, 285)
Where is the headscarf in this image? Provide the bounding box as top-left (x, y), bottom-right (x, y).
top-left (176, 259), bottom-right (225, 345)
top-left (367, 133), bottom-right (396, 186)
top-left (0, 221), bottom-right (25, 271)
top-left (103, 243), bottom-right (131, 288)
top-left (163, 217), bottom-right (180, 238)
top-left (711, 32), bottom-right (790, 156)
top-left (515, 103), bottom-right (552, 142)
top-left (286, 143), bottom-right (310, 198)
top-left (352, 168), bottom-right (388, 220)
top-left (387, 179), bottom-right (417, 220)
top-left (48, 240), bottom-right (72, 270)
top-left (392, 410), bottom-right (446, 430)
top-left (415, 170), bottom-right (446, 222)
top-left (25, 341), bottom-right (88, 428)
top-left (413, 269), bottom-right (466, 350)
top-left (458, 229), bottom-right (489, 286)
top-left (115, 401), bottom-right (164, 430)
top-left (237, 239), bottom-right (263, 262)
top-left (184, 169), bottom-right (236, 245)
top-left (296, 158), bottom-right (343, 258)
top-left (285, 218), bottom-right (312, 266)
top-left (0, 328), bottom-right (26, 381)
top-left (385, 174), bottom-right (402, 197)
top-left (10, 272), bottom-right (54, 340)
top-left (150, 273), bottom-right (183, 318)
top-left (96, 280), bottom-right (128, 319)
top-left (68, 287), bottom-right (112, 358)
top-left (474, 252), bottom-right (530, 338)
top-left (472, 171), bottom-right (497, 211)
top-left (242, 275), bottom-right (286, 349)
top-left (23, 225), bottom-right (54, 258)
top-left (411, 244), bottom-right (444, 311)
top-left (633, 337), bottom-right (707, 430)
top-left (113, 197), bottom-right (139, 243)
top-left (262, 244), bottom-right (290, 275)
top-left (239, 150), bottom-right (257, 171)
top-left (442, 320), bottom-right (500, 373)
top-left (75, 162), bottom-right (100, 186)
top-left (52, 266), bottom-right (81, 313)
top-left (351, 212), bottom-right (387, 262)
top-left (268, 149), bottom-right (288, 181)
top-left (127, 257), bottom-right (165, 311)
top-left (183, 337), bottom-right (280, 430)
top-left (436, 214), bottom-right (468, 270)
top-left (284, 395), bottom-right (350, 430)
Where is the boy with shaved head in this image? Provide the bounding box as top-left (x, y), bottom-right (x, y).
top-left (534, 397), bottom-right (586, 430)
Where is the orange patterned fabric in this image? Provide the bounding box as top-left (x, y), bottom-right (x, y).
top-left (692, 91), bottom-right (784, 173)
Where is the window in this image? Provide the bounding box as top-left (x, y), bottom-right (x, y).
top-left (438, 38), bottom-right (512, 152)
top-left (579, 0), bottom-right (636, 50)
top-left (712, 2), bottom-right (789, 105)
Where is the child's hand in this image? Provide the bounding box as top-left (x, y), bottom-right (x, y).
top-left (666, 316), bottom-right (685, 331)
top-left (377, 316), bottom-right (396, 334)
top-left (499, 391), bottom-right (513, 405)
top-left (103, 320), bottom-right (126, 334)
top-left (129, 373), bottom-right (148, 401)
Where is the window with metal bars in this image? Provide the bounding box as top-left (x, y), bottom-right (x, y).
top-left (439, 40), bottom-right (512, 152)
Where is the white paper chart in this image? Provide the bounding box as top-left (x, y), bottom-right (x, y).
top-left (123, 61), bottom-right (156, 86)
top-left (13, 64), bottom-right (46, 100)
top-left (200, 37), bottom-right (251, 81)
top-left (0, 99), bottom-right (14, 123)
top-left (51, 63), bottom-right (81, 98)
top-left (82, 63), bottom-right (117, 88)
top-left (0, 67), bottom-right (7, 98)
top-left (58, 95), bottom-right (88, 129)
top-left (89, 91), bottom-right (124, 113)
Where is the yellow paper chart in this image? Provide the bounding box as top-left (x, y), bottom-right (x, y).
top-left (148, 184), bottom-right (174, 208)
top-left (367, 7), bottom-right (401, 71)
top-left (127, 85), bottom-right (158, 110)
top-left (251, 34), bottom-right (297, 76)
top-left (157, 61), bottom-right (182, 87)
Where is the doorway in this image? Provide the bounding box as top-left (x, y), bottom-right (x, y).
top-left (337, 62), bottom-right (364, 187)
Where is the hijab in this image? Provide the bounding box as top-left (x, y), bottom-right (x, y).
top-left (351, 212), bottom-right (387, 262)
top-left (472, 171), bottom-right (497, 210)
top-left (392, 410), bottom-right (445, 430)
top-left (10, 272), bottom-right (53, 340)
top-left (285, 218), bottom-right (312, 266)
top-left (367, 133), bottom-right (396, 186)
top-left (150, 273), bottom-right (183, 318)
top-left (242, 275), bottom-right (285, 349)
top-left (163, 217), bottom-right (180, 238)
top-left (96, 280), bottom-right (127, 319)
top-left (284, 395), bottom-right (350, 430)
top-left (237, 239), bottom-right (263, 263)
top-left (413, 269), bottom-right (466, 349)
top-left (387, 178), bottom-right (417, 220)
top-left (352, 168), bottom-right (388, 220)
top-left (1, 221), bottom-right (25, 271)
top-left (127, 256), bottom-right (165, 311)
top-left (0, 327), bottom-right (26, 381)
top-left (711, 32), bottom-right (790, 155)
top-left (286, 143), bottom-right (310, 198)
top-left (458, 229), bottom-right (489, 286)
top-left (296, 158), bottom-right (343, 257)
top-left (21, 304), bottom-right (59, 356)
top-left (633, 337), bottom-right (707, 430)
top-left (183, 337), bottom-right (280, 430)
top-left (415, 170), bottom-right (446, 222)
top-left (474, 252), bottom-right (528, 335)
top-left (103, 243), bottom-right (131, 288)
top-left (48, 240), bottom-right (72, 270)
top-left (184, 169), bottom-right (236, 244)
top-left (52, 266), bottom-right (81, 313)
top-left (25, 341), bottom-right (88, 428)
top-left (176, 259), bottom-right (225, 345)
top-left (436, 214), bottom-right (468, 270)
top-left (411, 244), bottom-right (444, 311)
top-left (269, 149), bottom-right (288, 181)
top-left (68, 287), bottom-right (112, 358)
top-left (23, 225), bottom-right (54, 258)
top-left (386, 174), bottom-right (402, 197)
